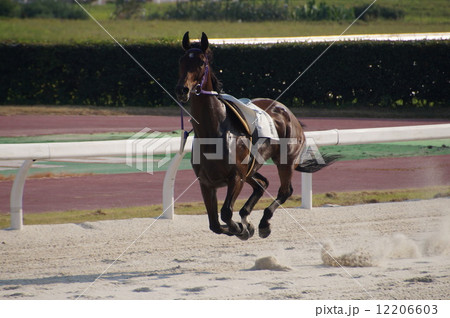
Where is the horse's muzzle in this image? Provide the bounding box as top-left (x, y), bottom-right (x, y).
top-left (176, 85), bottom-right (190, 103)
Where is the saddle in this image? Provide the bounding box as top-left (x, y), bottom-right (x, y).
top-left (218, 94), bottom-right (279, 141)
top-left (218, 94), bottom-right (279, 178)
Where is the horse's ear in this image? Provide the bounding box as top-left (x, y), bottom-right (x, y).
top-left (200, 32), bottom-right (209, 52)
top-left (182, 31), bottom-right (190, 51)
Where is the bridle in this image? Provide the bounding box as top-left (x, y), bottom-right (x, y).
top-left (182, 48), bottom-right (255, 177)
top-left (186, 48), bottom-right (219, 96)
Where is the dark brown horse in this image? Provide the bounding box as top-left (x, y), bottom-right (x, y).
top-left (176, 32), bottom-right (334, 240)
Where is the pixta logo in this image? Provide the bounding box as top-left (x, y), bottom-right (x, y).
top-left (191, 136), bottom-right (325, 166)
top-left (126, 128), bottom-right (173, 174)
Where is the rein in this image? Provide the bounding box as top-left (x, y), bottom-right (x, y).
top-left (193, 63), bottom-right (219, 96)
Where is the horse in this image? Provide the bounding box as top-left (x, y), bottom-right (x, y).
top-left (176, 32), bottom-right (335, 240)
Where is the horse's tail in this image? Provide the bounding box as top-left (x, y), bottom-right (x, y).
top-left (295, 154), bottom-right (340, 173)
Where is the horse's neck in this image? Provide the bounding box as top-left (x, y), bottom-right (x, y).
top-left (191, 95), bottom-right (226, 138)
top-left (190, 70), bottom-right (226, 137)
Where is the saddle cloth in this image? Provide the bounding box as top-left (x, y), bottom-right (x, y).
top-left (219, 94), bottom-right (279, 141)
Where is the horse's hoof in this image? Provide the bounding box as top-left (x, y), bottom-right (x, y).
top-left (220, 225), bottom-right (234, 236)
top-left (235, 222), bottom-right (249, 240)
top-left (210, 225), bottom-right (223, 235)
top-left (259, 226), bottom-right (271, 238)
top-left (236, 228), bottom-right (250, 241)
top-left (247, 223), bottom-right (255, 238)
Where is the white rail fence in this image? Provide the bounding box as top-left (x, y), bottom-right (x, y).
top-left (1, 123), bottom-right (449, 230)
top-left (209, 32), bottom-right (450, 45)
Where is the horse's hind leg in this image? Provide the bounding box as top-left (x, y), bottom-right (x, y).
top-left (259, 165), bottom-right (294, 238)
top-left (239, 172), bottom-right (269, 238)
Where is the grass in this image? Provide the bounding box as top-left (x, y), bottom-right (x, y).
top-left (1, 1), bottom-right (448, 44)
top-left (0, 186), bottom-right (448, 229)
top-left (1, 18), bottom-right (448, 44)
top-left (79, 1), bottom-right (450, 25)
top-left (325, 0), bottom-right (450, 24)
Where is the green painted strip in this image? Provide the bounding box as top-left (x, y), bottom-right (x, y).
top-left (321, 139), bottom-right (450, 161)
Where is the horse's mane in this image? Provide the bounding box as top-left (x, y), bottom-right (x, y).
top-left (209, 65), bottom-right (223, 93)
top-left (190, 43), bottom-right (223, 93)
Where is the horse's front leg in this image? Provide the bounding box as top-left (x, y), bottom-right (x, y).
top-left (200, 183), bottom-right (229, 235)
top-left (220, 176), bottom-right (250, 239)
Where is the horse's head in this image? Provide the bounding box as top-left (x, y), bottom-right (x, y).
top-left (176, 32), bottom-right (211, 103)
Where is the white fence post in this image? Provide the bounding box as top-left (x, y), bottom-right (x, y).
top-left (10, 159), bottom-right (34, 230)
top-left (301, 172), bottom-right (313, 209)
top-left (161, 151), bottom-right (187, 219)
top-left (161, 135), bottom-right (191, 219)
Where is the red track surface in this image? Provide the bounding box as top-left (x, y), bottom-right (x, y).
top-left (1, 115), bottom-right (448, 136)
top-left (0, 116), bottom-right (449, 214)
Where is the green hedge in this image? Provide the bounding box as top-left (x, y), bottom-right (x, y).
top-left (0, 0), bottom-right (87, 19)
top-left (158, 0), bottom-right (403, 22)
top-left (0, 41), bottom-right (448, 108)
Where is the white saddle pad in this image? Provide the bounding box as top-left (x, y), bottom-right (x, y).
top-left (220, 94), bottom-right (279, 141)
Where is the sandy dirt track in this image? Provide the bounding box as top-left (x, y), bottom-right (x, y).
top-left (0, 198), bottom-right (449, 300)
